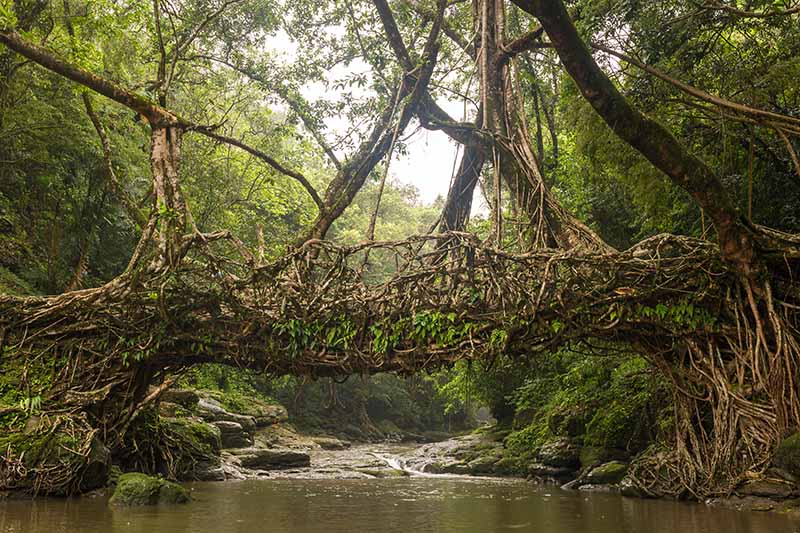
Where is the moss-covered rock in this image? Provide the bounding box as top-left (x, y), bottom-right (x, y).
top-left (226, 447), bottom-right (310, 469)
top-left (196, 397), bottom-right (257, 431)
top-left (528, 462), bottom-right (573, 479)
top-left (161, 389), bottom-right (200, 409)
top-left (467, 448), bottom-right (503, 475)
top-left (548, 406), bottom-right (586, 438)
top-left (213, 420), bottom-right (254, 448)
top-left (536, 438), bottom-right (580, 468)
top-left (109, 473), bottom-right (189, 506)
top-left (116, 409), bottom-right (224, 483)
top-left (199, 390), bottom-right (287, 427)
top-left (162, 417), bottom-right (221, 456)
top-left (774, 432), bottom-right (800, 477)
top-left (493, 456), bottom-right (524, 476)
top-left (579, 446), bottom-right (629, 469)
top-left (737, 478), bottom-right (796, 499)
top-left (585, 461), bottom-right (628, 485)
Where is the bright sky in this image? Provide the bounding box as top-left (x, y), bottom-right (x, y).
top-left (267, 30), bottom-right (480, 209)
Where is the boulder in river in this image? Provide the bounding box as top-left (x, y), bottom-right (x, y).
top-left (438, 461), bottom-right (471, 475)
top-left (584, 461), bottom-right (628, 485)
top-left (192, 459), bottom-right (226, 481)
top-left (255, 423), bottom-right (319, 450)
top-left (492, 456), bottom-right (523, 476)
top-left (528, 463), bottom-right (574, 479)
top-left (467, 454), bottom-right (501, 475)
top-left (109, 473), bottom-right (189, 506)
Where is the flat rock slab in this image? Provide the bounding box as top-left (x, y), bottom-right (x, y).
top-left (227, 447), bottom-right (311, 469)
top-left (737, 478), bottom-right (797, 499)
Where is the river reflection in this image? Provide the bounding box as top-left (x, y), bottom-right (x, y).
top-left (2, 477), bottom-right (799, 533)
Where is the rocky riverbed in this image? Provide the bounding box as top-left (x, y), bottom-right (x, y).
top-left (102, 387), bottom-right (800, 518)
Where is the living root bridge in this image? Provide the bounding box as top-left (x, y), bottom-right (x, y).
top-left (0, 232), bottom-right (725, 375)
top-left (1, 231), bottom-right (799, 498)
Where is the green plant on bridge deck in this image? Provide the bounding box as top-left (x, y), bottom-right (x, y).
top-left (631, 297), bottom-right (717, 330)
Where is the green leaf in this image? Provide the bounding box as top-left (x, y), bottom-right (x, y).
top-left (0, 1), bottom-right (17, 30)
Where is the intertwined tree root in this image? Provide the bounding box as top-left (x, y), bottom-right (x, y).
top-left (1, 231), bottom-right (799, 497)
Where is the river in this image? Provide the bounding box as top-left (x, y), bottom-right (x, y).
top-left (3, 477), bottom-right (800, 532)
top-left (1, 445), bottom-right (799, 532)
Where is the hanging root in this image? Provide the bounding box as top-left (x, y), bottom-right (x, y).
top-left (630, 275), bottom-right (800, 498)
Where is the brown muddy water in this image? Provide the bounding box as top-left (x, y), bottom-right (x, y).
top-left (2, 476), bottom-right (799, 533)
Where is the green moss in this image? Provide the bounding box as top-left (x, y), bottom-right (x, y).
top-left (107, 465), bottom-right (123, 486)
top-left (109, 473), bottom-right (189, 506)
top-left (0, 431), bottom-right (79, 469)
top-left (155, 417), bottom-right (221, 479)
top-left (156, 480), bottom-right (191, 504)
top-left (493, 456), bottom-right (524, 476)
top-left (0, 430), bottom-right (109, 494)
top-left (201, 390), bottom-right (285, 422)
top-left (774, 432), bottom-right (800, 477)
top-left (580, 446), bottom-right (627, 468)
top-left (505, 420), bottom-right (549, 457)
top-left (117, 409), bottom-right (221, 481)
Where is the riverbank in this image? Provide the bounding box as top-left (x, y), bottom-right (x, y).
top-left (141, 387), bottom-right (800, 520)
top-left (5, 384), bottom-right (800, 521)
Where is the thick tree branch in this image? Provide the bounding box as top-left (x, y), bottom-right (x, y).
top-left (512, 0), bottom-right (760, 277)
top-left (0, 30), bottom-right (176, 126)
top-left (0, 30), bottom-right (323, 211)
top-left (501, 25), bottom-right (544, 60)
top-left (402, 0), bottom-right (475, 58)
top-left (202, 55), bottom-right (343, 170)
top-left (594, 44), bottom-right (800, 132)
top-left (299, 0), bottom-right (446, 242)
top-left (373, 0), bottom-right (478, 145)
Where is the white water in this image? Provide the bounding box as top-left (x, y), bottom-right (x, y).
top-left (368, 452), bottom-right (458, 478)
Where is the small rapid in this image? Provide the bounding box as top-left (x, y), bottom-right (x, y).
top-left (367, 452), bottom-right (450, 477)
